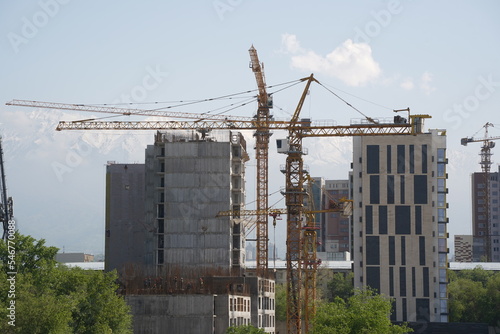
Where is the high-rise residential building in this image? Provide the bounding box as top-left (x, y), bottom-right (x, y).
top-left (454, 235), bottom-right (473, 262)
top-left (352, 129), bottom-right (449, 323)
top-left (471, 167), bottom-right (500, 262)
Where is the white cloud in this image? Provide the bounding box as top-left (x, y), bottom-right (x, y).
top-left (420, 71), bottom-right (436, 95)
top-left (281, 33), bottom-right (303, 54)
top-left (400, 77), bottom-right (414, 90)
top-left (281, 35), bottom-right (381, 87)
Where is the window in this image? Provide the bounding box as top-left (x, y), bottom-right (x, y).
top-left (414, 175), bottom-right (428, 204)
top-left (379, 206), bottom-right (388, 234)
top-left (367, 145), bottom-right (380, 174)
top-left (438, 238), bottom-right (447, 253)
top-left (438, 223), bottom-right (446, 237)
top-left (387, 145), bottom-right (392, 174)
top-left (366, 236), bottom-right (380, 265)
top-left (400, 175), bottom-right (405, 204)
top-left (437, 193), bottom-right (445, 207)
top-left (415, 206), bottom-right (422, 234)
top-left (438, 179), bottom-right (446, 192)
top-left (400, 267), bottom-right (407, 297)
top-left (437, 148), bottom-right (446, 162)
top-left (437, 163), bottom-right (445, 177)
top-left (365, 206), bottom-right (373, 234)
top-left (439, 253), bottom-right (447, 268)
top-left (401, 236), bottom-right (406, 265)
top-left (422, 144), bottom-right (428, 173)
top-left (396, 206), bottom-right (411, 234)
top-left (389, 236), bottom-right (395, 265)
top-left (409, 145), bottom-right (415, 174)
top-left (439, 283), bottom-right (447, 298)
top-left (387, 175), bottom-right (395, 204)
top-left (419, 236), bottom-right (426, 265)
top-left (389, 267), bottom-right (394, 296)
top-left (397, 145), bottom-right (405, 173)
top-left (366, 267), bottom-right (380, 292)
top-left (370, 175), bottom-right (380, 204)
top-left (423, 267), bottom-right (430, 297)
top-left (438, 208), bottom-right (446, 222)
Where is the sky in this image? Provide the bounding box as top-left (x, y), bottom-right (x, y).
top-left (1, 0), bottom-right (500, 259)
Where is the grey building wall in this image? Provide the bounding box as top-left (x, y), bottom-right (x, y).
top-left (352, 129), bottom-right (449, 323)
top-left (127, 294), bottom-right (216, 333)
top-left (105, 163), bottom-right (147, 274)
top-left (145, 131), bottom-right (247, 276)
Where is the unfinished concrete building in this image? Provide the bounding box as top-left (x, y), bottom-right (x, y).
top-left (105, 131), bottom-right (275, 334)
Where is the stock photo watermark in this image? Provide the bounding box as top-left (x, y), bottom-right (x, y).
top-left (213, 0), bottom-right (244, 21)
top-left (50, 64), bottom-right (168, 182)
top-left (5, 218), bottom-right (17, 327)
top-left (442, 74), bottom-right (500, 129)
top-left (352, 0), bottom-right (406, 44)
top-left (7, 0), bottom-right (72, 54)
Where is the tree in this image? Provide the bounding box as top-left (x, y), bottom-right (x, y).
top-left (448, 267), bottom-right (500, 326)
top-left (225, 324), bottom-right (266, 334)
top-left (311, 289), bottom-right (412, 334)
top-left (326, 272), bottom-right (354, 302)
top-left (0, 233), bottom-right (132, 333)
top-left (274, 283), bottom-right (287, 322)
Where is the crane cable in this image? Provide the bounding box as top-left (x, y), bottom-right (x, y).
top-left (317, 81), bottom-right (378, 124)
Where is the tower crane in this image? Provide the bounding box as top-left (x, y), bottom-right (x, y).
top-left (249, 45), bottom-right (273, 277)
top-left (8, 61), bottom-right (431, 333)
top-left (461, 122), bottom-right (500, 262)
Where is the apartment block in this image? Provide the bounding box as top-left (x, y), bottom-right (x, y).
top-left (352, 129), bottom-right (449, 322)
top-left (471, 167), bottom-right (500, 262)
top-left (311, 177), bottom-right (351, 260)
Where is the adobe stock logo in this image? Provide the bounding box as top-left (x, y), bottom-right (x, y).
top-left (7, 0), bottom-right (72, 54)
top-left (442, 75), bottom-right (500, 129)
top-left (353, 0), bottom-right (405, 44)
top-left (212, 0), bottom-right (244, 21)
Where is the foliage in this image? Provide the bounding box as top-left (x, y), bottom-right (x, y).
top-left (225, 324), bottom-right (266, 334)
top-left (0, 233), bottom-right (132, 333)
top-left (275, 283), bottom-right (287, 322)
top-left (326, 272), bottom-right (354, 302)
top-left (448, 267), bottom-right (500, 326)
top-left (311, 289), bottom-right (412, 334)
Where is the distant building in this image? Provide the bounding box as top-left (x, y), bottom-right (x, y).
top-left (56, 252), bottom-right (94, 263)
top-left (454, 235), bottom-right (473, 262)
top-left (310, 177), bottom-right (351, 261)
top-left (352, 129), bottom-right (449, 322)
top-left (471, 167), bottom-right (500, 262)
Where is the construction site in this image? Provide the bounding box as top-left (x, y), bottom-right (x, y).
top-left (6, 47), bottom-right (452, 334)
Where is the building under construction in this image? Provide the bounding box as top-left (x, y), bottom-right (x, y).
top-left (105, 131), bottom-right (276, 334)
top-left (471, 167), bottom-right (500, 262)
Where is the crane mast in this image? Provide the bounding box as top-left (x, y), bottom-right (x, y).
top-left (249, 46), bottom-right (272, 277)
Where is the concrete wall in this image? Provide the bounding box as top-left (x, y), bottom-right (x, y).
top-left (105, 163), bottom-right (148, 274)
top-left (127, 295), bottom-right (215, 334)
top-left (145, 132), bottom-right (247, 276)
